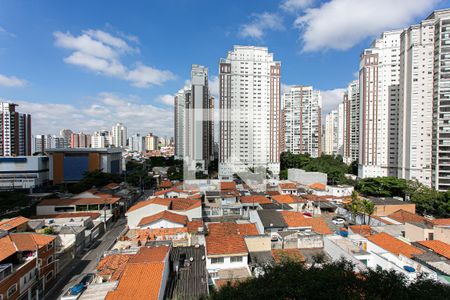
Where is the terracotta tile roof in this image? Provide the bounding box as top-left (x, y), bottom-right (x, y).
top-left (10, 233), bottom-right (55, 251)
top-left (187, 219), bottom-right (204, 233)
top-left (272, 249), bottom-right (305, 263)
top-left (240, 195), bottom-right (272, 204)
top-left (279, 182), bottom-right (297, 190)
top-left (280, 211), bottom-right (332, 234)
top-left (159, 180), bottom-right (173, 188)
top-left (280, 211), bottom-right (311, 228)
top-left (310, 218), bottom-right (333, 235)
top-left (430, 218), bottom-right (450, 226)
top-left (309, 182), bottom-right (326, 191)
top-left (272, 195), bottom-right (304, 204)
top-left (387, 209), bottom-right (426, 224)
top-left (105, 262), bottom-right (165, 300)
top-left (129, 246), bottom-right (170, 263)
top-left (127, 197), bottom-right (200, 213)
top-left (97, 254), bottom-right (132, 281)
top-left (103, 183), bottom-right (120, 190)
top-left (132, 228), bottom-right (188, 242)
top-left (368, 232), bottom-right (424, 258)
top-left (349, 225), bottom-right (373, 237)
top-left (266, 191), bottom-right (280, 196)
top-left (33, 212), bottom-right (101, 220)
top-left (220, 181), bottom-right (236, 191)
top-left (237, 223), bottom-right (259, 235)
top-left (0, 216), bottom-right (29, 231)
top-left (137, 211), bottom-right (188, 227)
top-left (153, 189), bottom-right (170, 196)
top-left (417, 240), bottom-right (450, 259)
top-left (0, 236), bottom-right (17, 262)
top-left (206, 234), bottom-right (248, 255)
top-left (38, 197), bottom-right (120, 206)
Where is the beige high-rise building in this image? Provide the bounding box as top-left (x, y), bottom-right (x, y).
top-left (342, 80), bottom-right (360, 164)
top-left (219, 46), bottom-right (281, 179)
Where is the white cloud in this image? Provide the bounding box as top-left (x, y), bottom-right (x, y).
top-left (296, 0), bottom-right (438, 52)
top-left (320, 88), bottom-right (345, 115)
top-left (54, 29), bottom-right (175, 87)
top-left (0, 26), bottom-right (15, 38)
top-left (158, 94), bottom-right (174, 106)
top-left (281, 83), bottom-right (295, 94)
top-left (281, 0), bottom-right (315, 11)
top-left (239, 12), bottom-right (284, 39)
top-left (14, 93), bottom-right (174, 136)
top-left (0, 73), bottom-right (27, 87)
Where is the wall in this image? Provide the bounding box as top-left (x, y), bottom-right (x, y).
top-left (139, 219), bottom-right (184, 229)
top-left (126, 204), bottom-right (168, 228)
top-left (249, 210), bottom-right (264, 234)
top-left (288, 169), bottom-right (327, 185)
top-left (374, 203), bottom-right (415, 216)
top-left (323, 237), bottom-right (368, 272)
top-left (206, 254), bottom-right (248, 271)
top-left (434, 226), bottom-right (450, 244)
top-left (244, 235), bottom-right (271, 252)
top-left (405, 223), bottom-right (433, 242)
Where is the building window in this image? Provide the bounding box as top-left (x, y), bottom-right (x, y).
top-left (7, 284), bottom-right (17, 298)
top-left (211, 257), bottom-right (224, 264)
top-left (230, 256), bottom-right (243, 263)
top-left (47, 242), bottom-right (53, 251)
top-left (47, 255), bottom-right (53, 265)
top-left (46, 271), bottom-right (53, 282)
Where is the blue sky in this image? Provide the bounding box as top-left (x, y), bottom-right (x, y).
top-left (1, 0), bottom-right (449, 136)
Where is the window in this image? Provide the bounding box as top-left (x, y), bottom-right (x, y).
top-left (47, 242), bottom-right (53, 251)
top-left (46, 271), bottom-right (53, 282)
top-left (7, 284), bottom-right (17, 298)
top-left (428, 233), bottom-right (434, 240)
top-left (211, 257), bottom-right (224, 264)
top-left (47, 255), bottom-right (53, 265)
top-left (230, 256), bottom-right (243, 263)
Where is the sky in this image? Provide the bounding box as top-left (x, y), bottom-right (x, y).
top-left (1, 0), bottom-right (450, 137)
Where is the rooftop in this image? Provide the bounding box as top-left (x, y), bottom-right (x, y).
top-left (97, 254), bottom-right (132, 281)
top-left (257, 210), bottom-right (287, 228)
top-left (368, 232), bottom-right (424, 258)
top-left (416, 240), bottom-right (450, 260)
top-left (206, 234), bottom-right (248, 256)
top-left (272, 194), bottom-right (304, 204)
top-left (207, 222), bottom-right (259, 236)
top-left (38, 197), bottom-right (120, 206)
top-left (272, 249), bottom-right (305, 263)
top-left (387, 209), bottom-right (426, 224)
top-left (239, 195), bottom-right (272, 205)
top-left (127, 197), bottom-right (200, 213)
top-left (0, 216), bottom-right (29, 232)
top-left (137, 210), bottom-right (188, 227)
top-left (368, 197), bottom-right (409, 205)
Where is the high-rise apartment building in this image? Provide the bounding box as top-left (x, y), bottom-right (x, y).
top-left (34, 134), bottom-right (65, 153)
top-left (324, 109), bottom-right (339, 155)
top-left (70, 132), bottom-right (91, 148)
top-left (91, 130), bottom-right (112, 148)
top-left (185, 65), bottom-right (214, 172)
top-left (429, 9), bottom-right (450, 190)
top-left (282, 86), bottom-right (321, 157)
top-left (219, 46), bottom-right (281, 179)
top-left (60, 129), bottom-right (73, 148)
top-left (174, 87), bottom-right (189, 159)
top-left (0, 102), bottom-right (32, 156)
top-left (397, 19), bottom-right (435, 187)
top-left (145, 133), bottom-right (158, 151)
top-left (342, 80), bottom-right (360, 164)
top-left (128, 133), bottom-right (144, 152)
top-left (111, 123), bottom-right (127, 147)
top-left (359, 30), bottom-right (402, 178)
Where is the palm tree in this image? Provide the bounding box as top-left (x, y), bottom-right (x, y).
top-left (347, 191), bottom-right (362, 223)
top-left (361, 199), bottom-right (376, 225)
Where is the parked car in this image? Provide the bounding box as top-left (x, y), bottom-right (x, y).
top-left (60, 273), bottom-right (95, 300)
top-left (332, 218), bottom-right (346, 226)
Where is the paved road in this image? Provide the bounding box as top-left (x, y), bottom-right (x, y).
top-left (45, 218), bottom-right (127, 300)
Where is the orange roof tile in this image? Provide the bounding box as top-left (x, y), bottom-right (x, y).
top-left (272, 249), bottom-right (305, 263)
top-left (272, 195), bottom-right (304, 204)
top-left (430, 218), bottom-right (450, 226)
top-left (187, 219), bottom-right (204, 233)
top-left (0, 216), bottom-right (29, 231)
top-left (103, 183), bottom-right (120, 190)
top-left (207, 222), bottom-right (258, 236)
top-left (266, 191), bottom-right (280, 196)
top-left (220, 181), bottom-right (237, 191)
top-left (133, 228), bottom-right (188, 242)
top-left (137, 211), bottom-right (188, 227)
top-left (368, 232), bottom-right (424, 258)
top-left (309, 182), bottom-right (326, 191)
top-left (237, 223), bottom-right (259, 235)
top-left (10, 233), bottom-right (55, 251)
top-left (206, 234), bottom-right (248, 255)
top-left (280, 211), bottom-right (311, 228)
top-left (97, 254), bottom-right (132, 281)
top-left (127, 197), bottom-right (200, 213)
top-left (279, 182), bottom-right (297, 190)
top-left (387, 209), bottom-right (426, 224)
top-left (105, 262), bottom-right (165, 300)
top-left (129, 246), bottom-right (170, 263)
top-left (0, 236), bottom-right (17, 262)
top-left (159, 180), bottom-right (173, 188)
top-left (349, 225), bottom-right (373, 237)
top-left (240, 195), bottom-right (272, 204)
top-left (417, 240), bottom-right (450, 259)
top-left (310, 218), bottom-right (333, 235)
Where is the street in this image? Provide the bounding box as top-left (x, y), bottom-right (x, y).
top-left (45, 218), bottom-right (127, 300)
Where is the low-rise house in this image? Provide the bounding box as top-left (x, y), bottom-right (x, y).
top-left (105, 246), bottom-right (171, 300)
top-left (0, 217), bottom-right (29, 233)
top-left (137, 211), bottom-right (188, 229)
top-left (278, 182), bottom-right (298, 195)
top-left (126, 197), bottom-right (201, 229)
top-left (239, 195), bottom-right (272, 218)
top-left (271, 195), bottom-right (305, 211)
top-left (0, 232), bottom-right (56, 300)
top-left (368, 197), bottom-right (416, 216)
top-left (250, 210), bottom-right (287, 236)
top-left (325, 185), bottom-right (354, 197)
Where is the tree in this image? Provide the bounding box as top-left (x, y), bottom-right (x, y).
top-left (208, 259), bottom-right (450, 300)
top-left (361, 198), bottom-right (376, 225)
top-left (346, 191), bottom-right (363, 223)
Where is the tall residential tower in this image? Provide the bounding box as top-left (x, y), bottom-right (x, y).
top-left (0, 102), bottom-right (32, 156)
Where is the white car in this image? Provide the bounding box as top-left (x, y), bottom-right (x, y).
top-left (332, 218), bottom-right (345, 225)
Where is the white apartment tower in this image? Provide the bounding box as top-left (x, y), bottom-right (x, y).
top-left (111, 123), bottom-right (127, 148)
top-left (324, 110), bottom-right (337, 155)
top-left (398, 19), bottom-right (435, 187)
top-left (174, 87), bottom-right (188, 159)
top-left (342, 80), bottom-right (360, 164)
top-left (91, 130), bottom-right (111, 148)
top-left (0, 102), bottom-right (32, 156)
top-left (359, 30), bottom-right (402, 178)
top-left (282, 86), bottom-right (321, 157)
top-left (219, 46), bottom-right (281, 179)
top-left (429, 9), bottom-right (450, 190)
